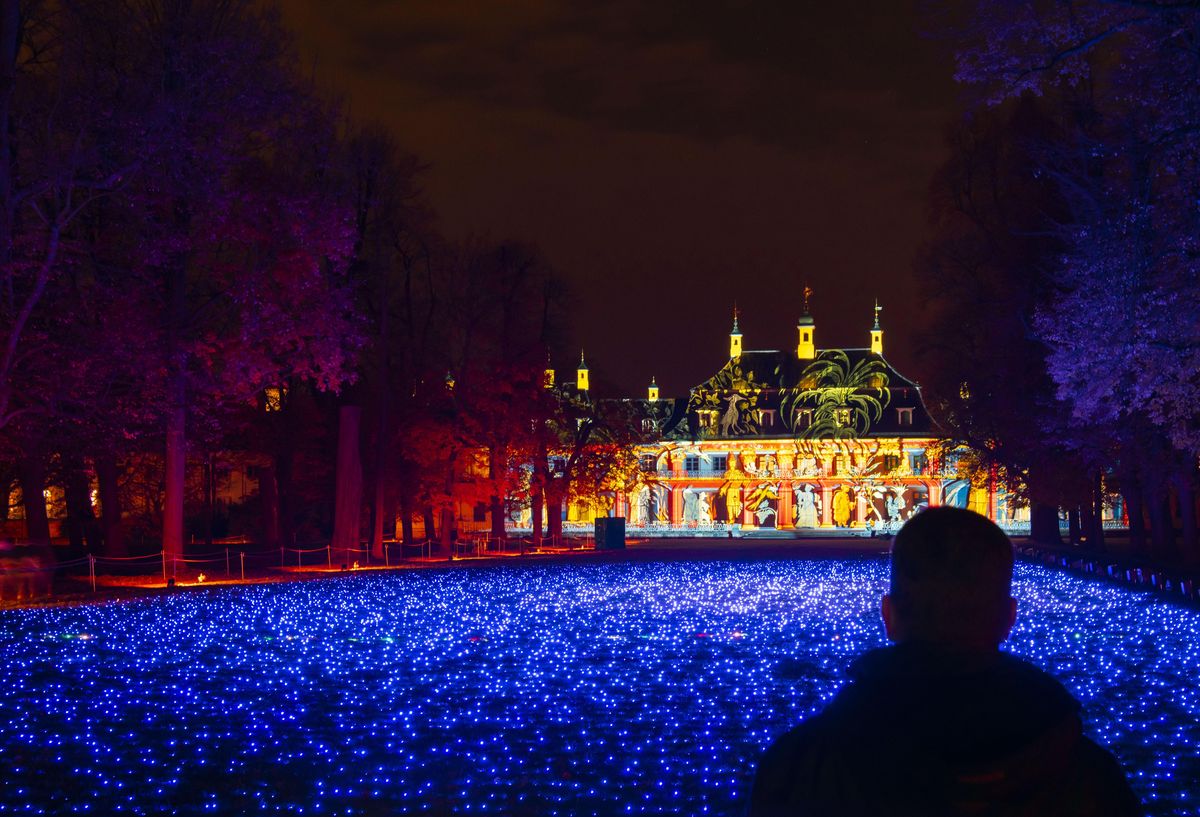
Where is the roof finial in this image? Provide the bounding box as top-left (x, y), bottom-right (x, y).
top-left (802, 285), bottom-right (813, 316)
top-left (579, 348), bottom-right (587, 368)
top-left (732, 302), bottom-right (740, 333)
top-left (873, 299), bottom-right (881, 330)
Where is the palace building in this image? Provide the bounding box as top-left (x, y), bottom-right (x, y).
top-left (546, 301), bottom-right (1021, 536)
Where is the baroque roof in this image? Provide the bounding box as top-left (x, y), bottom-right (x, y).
top-left (637, 347), bottom-right (934, 442)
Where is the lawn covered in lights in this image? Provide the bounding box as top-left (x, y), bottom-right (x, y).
top-left (0, 560), bottom-right (1196, 816)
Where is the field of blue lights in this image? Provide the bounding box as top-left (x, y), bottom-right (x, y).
top-left (1, 559), bottom-right (1197, 816)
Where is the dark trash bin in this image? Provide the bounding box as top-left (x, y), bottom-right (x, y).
top-left (595, 517), bottom-right (626, 550)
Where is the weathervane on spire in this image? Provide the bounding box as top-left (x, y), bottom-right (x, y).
top-left (732, 302), bottom-right (740, 332)
top-left (873, 298), bottom-right (882, 330)
top-left (802, 285), bottom-right (813, 315)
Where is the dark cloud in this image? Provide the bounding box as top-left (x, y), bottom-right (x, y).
top-left (279, 0), bottom-right (958, 394)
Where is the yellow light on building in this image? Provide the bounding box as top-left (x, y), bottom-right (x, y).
top-left (870, 299), bottom-right (883, 355)
top-left (577, 350), bottom-right (589, 391)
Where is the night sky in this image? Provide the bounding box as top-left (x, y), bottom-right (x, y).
top-left (277, 1), bottom-right (960, 396)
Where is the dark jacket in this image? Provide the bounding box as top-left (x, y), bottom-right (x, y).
top-left (750, 642), bottom-right (1141, 817)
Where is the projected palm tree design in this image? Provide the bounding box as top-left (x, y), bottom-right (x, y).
top-left (783, 350), bottom-right (891, 439)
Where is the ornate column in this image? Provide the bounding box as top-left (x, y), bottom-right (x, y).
top-left (929, 482), bottom-right (943, 507)
top-left (671, 486), bottom-right (684, 527)
top-left (779, 483), bottom-right (793, 528)
top-left (821, 483), bottom-right (833, 527)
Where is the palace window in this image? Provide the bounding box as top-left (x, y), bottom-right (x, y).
top-left (760, 409), bottom-right (776, 427)
top-left (896, 408), bottom-right (914, 426)
top-left (834, 408), bottom-right (852, 427)
top-left (685, 455), bottom-right (701, 473)
top-left (910, 453), bottom-right (928, 475)
top-left (711, 455), bottom-right (728, 473)
top-left (796, 409), bottom-right (813, 429)
top-left (263, 386), bottom-right (286, 412)
top-left (698, 410), bottom-right (717, 428)
top-left (641, 418), bottom-right (655, 431)
top-left (639, 455), bottom-right (656, 473)
top-left (882, 454), bottom-right (901, 473)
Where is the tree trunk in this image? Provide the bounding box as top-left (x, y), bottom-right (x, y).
top-left (62, 451), bottom-right (95, 550)
top-left (1029, 502), bottom-right (1061, 546)
top-left (163, 400), bottom-right (187, 576)
top-left (18, 452), bottom-right (49, 545)
top-left (546, 479), bottom-right (564, 544)
top-left (1089, 472), bottom-right (1106, 552)
top-left (398, 486), bottom-right (414, 544)
top-left (260, 463), bottom-right (280, 548)
top-left (331, 405), bottom-right (364, 565)
top-left (1123, 476), bottom-right (1146, 554)
top-left (490, 495), bottom-right (506, 545)
top-left (1066, 508), bottom-right (1081, 545)
top-left (422, 505), bottom-right (437, 544)
top-left (95, 450), bottom-right (125, 557)
top-left (370, 471), bottom-right (385, 560)
top-left (1148, 487), bottom-right (1176, 560)
top-left (274, 446), bottom-right (294, 553)
top-left (531, 485), bottom-right (543, 546)
top-left (203, 452), bottom-right (215, 549)
top-left (1172, 470), bottom-right (1197, 565)
top-left (440, 506), bottom-right (455, 559)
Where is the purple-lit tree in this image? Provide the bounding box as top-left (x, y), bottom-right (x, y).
top-left (950, 1), bottom-right (1200, 560)
top-left (88, 0), bottom-right (361, 569)
top-left (916, 98), bottom-right (1102, 546)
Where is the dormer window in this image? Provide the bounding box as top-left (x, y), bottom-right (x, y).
top-left (759, 409), bottom-right (776, 427)
top-left (641, 418), bottom-right (655, 431)
top-left (698, 410), bottom-right (717, 428)
top-left (896, 408), bottom-right (914, 426)
top-left (796, 409), bottom-right (813, 429)
top-left (834, 408), bottom-right (851, 427)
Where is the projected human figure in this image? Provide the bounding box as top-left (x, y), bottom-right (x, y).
top-left (795, 484), bottom-right (819, 528)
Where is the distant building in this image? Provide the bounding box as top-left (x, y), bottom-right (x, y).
top-left (538, 300), bottom-right (1022, 536)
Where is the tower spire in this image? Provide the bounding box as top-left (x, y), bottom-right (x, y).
top-left (870, 300), bottom-right (884, 355)
top-left (576, 349), bottom-right (589, 391)
top-left (797, 285), bottom-right (815, 360)
top-left (729, 304), bottom-right (743, 358)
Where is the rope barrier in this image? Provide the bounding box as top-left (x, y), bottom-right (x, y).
top-left (93, 552), bottom-right (163, 561)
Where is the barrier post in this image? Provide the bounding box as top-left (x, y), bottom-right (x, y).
top-left (327, 545), bottom-right (332, 569)
top-left (297, 548), bottom-right (301, 569)
top-left (280, 546), bottom-right (284, 568)
top-left (89, 555), bottom-right (96, 593)
top-left (384, 542), bottom-right (389, 568)
top-left (162, 550), bottom-right (167, 584)
top-left (240, 551), bottom-right (245, 581)
top-left (225, 548), bottom-right (230, 577)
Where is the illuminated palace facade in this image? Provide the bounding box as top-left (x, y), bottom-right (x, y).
top-left (557, 306), bottom-right (1021, 535)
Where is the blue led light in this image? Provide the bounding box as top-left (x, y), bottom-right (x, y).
top-left (0, 560), bottom-right (1195, 815)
